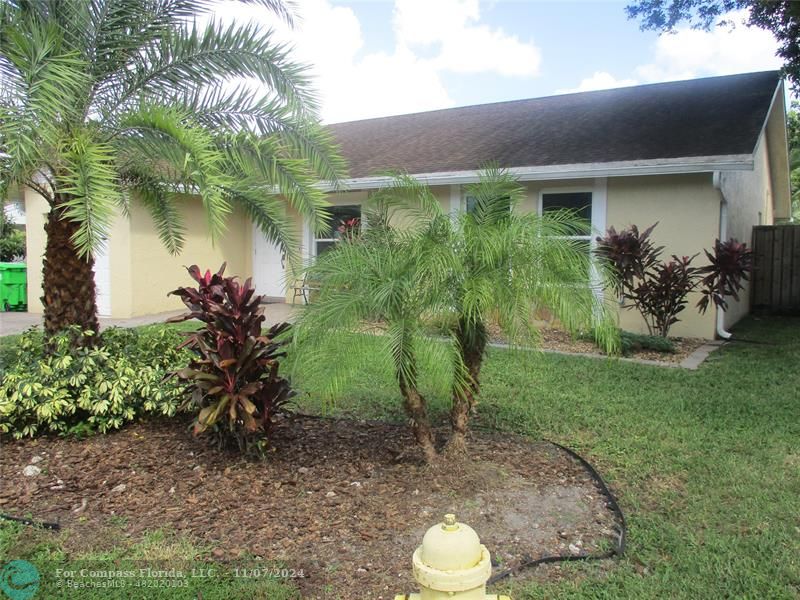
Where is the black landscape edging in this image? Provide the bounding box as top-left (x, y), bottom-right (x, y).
top-left (0, 512), bottom-right (60, 530)
top-left (487, 440), bottom-right (626, 586)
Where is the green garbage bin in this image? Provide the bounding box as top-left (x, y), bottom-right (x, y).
top-left (0, 263), bottom-right (27, 311)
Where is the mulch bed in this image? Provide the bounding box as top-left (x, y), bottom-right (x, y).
top-left (0, 416), bottom-right (619, 598)
top-left (487, 324), bottom-right (706, 364)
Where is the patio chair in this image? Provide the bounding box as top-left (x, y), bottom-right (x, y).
top-left (291, 273), bottom-right (319, 304)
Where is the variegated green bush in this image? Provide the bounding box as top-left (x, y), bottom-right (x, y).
top-left (0, 325), bottom-right (190, 438)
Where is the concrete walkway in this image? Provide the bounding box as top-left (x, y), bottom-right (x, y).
top-left (0, 303), bottom-right (299, 336)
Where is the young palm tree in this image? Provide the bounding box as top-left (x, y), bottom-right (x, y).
top-left (436, 168), bottom-right (619, 453)
top-left (295, 169), bottom-right (618, 460)
top-left (292, 192), bottom-right (463, 463)
top-left (0, 0), bottom-right (343, 336)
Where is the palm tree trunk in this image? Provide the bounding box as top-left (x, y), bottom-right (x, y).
top-left (41, 202), bottom-right (100, 338)
top-left (448, 389), bottom-right (473, 455)
top-left (447, 318), bottom-right (488, 454)
top-left (399, 376), bottom-right (438, 463)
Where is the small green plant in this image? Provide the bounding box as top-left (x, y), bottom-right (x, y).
top-left (0, 325), bottom-right (188, 438)
top-left (169, 264), bottom-right (294, 454)
top-left (620, 331), bottom-right (675, 355)
top-left (578, 329), bottom-right (675, 355)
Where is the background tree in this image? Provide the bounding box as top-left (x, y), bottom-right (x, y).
top-left (0, 0), bottom-right (343, 337)
top-left (626, 1), bottom-right (800, 88)
top-left (0, 204), bottom-right (24, 261)
top-left (787, 101), bottom-right (800, 220)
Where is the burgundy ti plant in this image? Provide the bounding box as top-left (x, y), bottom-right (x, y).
top-left (597, 224), bottom-right (753, 337)
top-left (169, 263), bottom-right (293, 453)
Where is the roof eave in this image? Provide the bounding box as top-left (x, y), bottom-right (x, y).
top-left (319, 154), bottom-right (755, 192)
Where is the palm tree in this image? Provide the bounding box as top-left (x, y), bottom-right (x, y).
top-left (430, 168), bottom-right (619, 453)
top-left (292, 191), bottom-right (462, 463)
top-left (0, 0), bottom-right (343, 337)
top-left (294, 169), bottom-right (618, 460)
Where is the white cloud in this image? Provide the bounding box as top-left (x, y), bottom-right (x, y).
top-left (559, 71), bottom-right (638, 94)
top-left (266, 0), bottom-right (453, 123)
top-left (636, 9), bottom-right (782, 82)
top-left (393, 0), bottom-right (541, 77)
top-left (561, 9), bottom-right (781, 96)
top-left (393, 0), bottom-right (480, 47)
top-left (211, 0), bottom-right (542, 123)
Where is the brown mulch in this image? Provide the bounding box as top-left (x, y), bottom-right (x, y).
top-left (487, 323), bottom-right (706, 364)
top-left (0, 417), bottom-right (619, 598)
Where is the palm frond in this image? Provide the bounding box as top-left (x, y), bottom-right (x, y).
top-left (101, 19), bottom-right (316, 120)
top-left (463, 163), bottom-right (525, 225)
top-left (224, 181), bottom-right (298, 266)
top-left (0, 15), bottom-right (89, 197)
top-left (292, 227), bottom-right (463, 402)
top-left (220, 133), bottom-right (330, 236)
top-left (56, 132), bottom-right (119, 257)
top-left (369, 171), bottom-right (444, 226)
top-left (275, 123), bottom-right (347, 186)
top-left (166, 84), bottom-right (297, 136)
top-left (129, 177), bottom-right (187, 254)
top-left (116, 104), bottom-right (231, 241)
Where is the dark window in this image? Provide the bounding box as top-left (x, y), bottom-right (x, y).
top-left (315, 204), bottom-right (361, 256)
top-left (465, 195), bottom-right (478, 214)
top-left (541, 192), bottom-right (592, 235)
top-left (465, 194), bottom-right (511, 217)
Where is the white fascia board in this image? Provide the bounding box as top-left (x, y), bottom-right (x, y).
top-left (752, 79), bottom-right (784, 158)
top-left (317, 154), bottom-right (754, 192)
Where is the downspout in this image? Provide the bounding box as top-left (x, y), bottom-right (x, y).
top-left (712, 171), bottom-right (733, 340)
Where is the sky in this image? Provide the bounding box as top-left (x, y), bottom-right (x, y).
top-left (211, 0), bottom-right (784, 124)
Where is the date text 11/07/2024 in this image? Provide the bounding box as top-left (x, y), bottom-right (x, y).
top-left (232, 568), bottom-right (305, 579)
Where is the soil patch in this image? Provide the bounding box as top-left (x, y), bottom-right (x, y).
top-left (0, 417), bottom-right (619, 598)
top-left (487, 324), bottom-right (705, 364)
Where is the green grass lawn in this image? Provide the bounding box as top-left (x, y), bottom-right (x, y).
top-left (290, 316), bottom-right (800, 598)
top-left (2, 316), bottom-right (799, 598)
top-left (0, 525), bottom-right (299, 599)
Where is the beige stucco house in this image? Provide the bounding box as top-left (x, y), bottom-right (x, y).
top-left (23, 70), bottom-right (791, 339)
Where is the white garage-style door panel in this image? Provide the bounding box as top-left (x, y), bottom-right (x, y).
top-left (94, 240), bottom-right (111, 316)
top-left (252, 225), bottom-right (286, 301)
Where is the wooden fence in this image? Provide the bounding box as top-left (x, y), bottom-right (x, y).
top-left (751, 225), bottom-right (800, 314)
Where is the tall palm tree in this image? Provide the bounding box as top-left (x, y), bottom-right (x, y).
top-left (294, 169), bottom-right (618, 460)
top-left (0, 0), bottom-right (343, 336)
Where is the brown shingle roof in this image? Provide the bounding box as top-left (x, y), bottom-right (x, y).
top-left (327, 71), bottom-right (781, 179)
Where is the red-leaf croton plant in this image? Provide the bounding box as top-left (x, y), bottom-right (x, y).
top-left (596, 224), bottom-right (753, 338)
top-left (169, 264), bottom-right (293, 453)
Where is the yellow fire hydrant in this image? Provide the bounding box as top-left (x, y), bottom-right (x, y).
top-left (394, 514), bottom-right (511, 600)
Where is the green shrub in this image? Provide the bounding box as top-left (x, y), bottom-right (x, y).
top-left (619, 330), bottom-right (675, 355)
top-left (0, 325), bottom-right (190, 438)
top-left (578, 329), bottom-right (675, 356)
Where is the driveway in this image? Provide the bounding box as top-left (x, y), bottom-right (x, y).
top-left (0, 302), bottom-right (298, 336)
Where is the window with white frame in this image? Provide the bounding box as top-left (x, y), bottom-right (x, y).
top-left (313, 204), bottom-right (361, 256)
top-left (540, 191), bottom-right (593, 276)
top-left (464, 193), bottom-right (511, 216)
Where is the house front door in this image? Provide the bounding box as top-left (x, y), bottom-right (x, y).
top-left (253, 227), bottom-right (286, 302)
